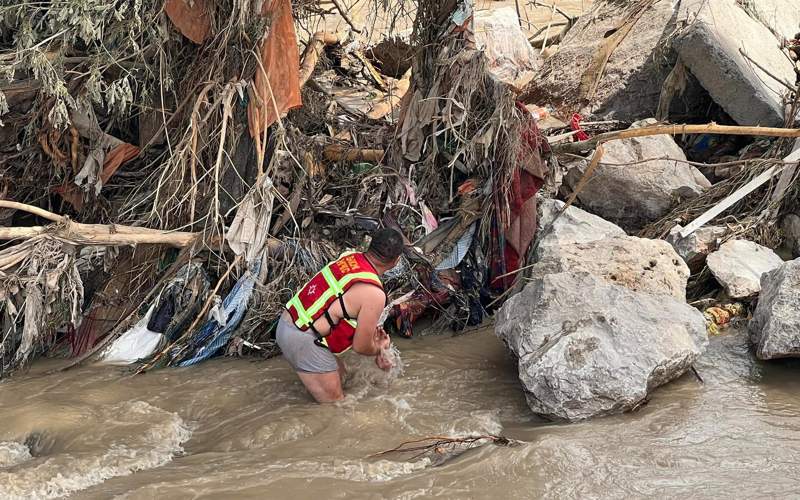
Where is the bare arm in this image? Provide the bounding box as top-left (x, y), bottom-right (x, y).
top-left (351, 287), bottom-right (389, 356)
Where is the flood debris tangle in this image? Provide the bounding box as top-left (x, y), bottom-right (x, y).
top-left (0, 0), bottom-right (798, 427)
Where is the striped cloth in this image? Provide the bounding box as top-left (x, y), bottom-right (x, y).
top-left (176, 259), bottom-right (262, 367)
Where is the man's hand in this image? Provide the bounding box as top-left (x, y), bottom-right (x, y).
top-left (375, 326), bottom-right (391, 350)
top-left (375, 350), bottom-right (394, 371)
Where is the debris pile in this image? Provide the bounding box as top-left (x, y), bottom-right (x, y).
top-left (0, 0), bottom-right (554, 377)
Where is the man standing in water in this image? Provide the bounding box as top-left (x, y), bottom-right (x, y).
top-left (277, 228), bottom-right (403, 402)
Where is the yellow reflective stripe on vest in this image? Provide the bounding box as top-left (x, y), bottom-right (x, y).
top-left (321, 266), bottom-right (344, 295)
top-left (288, 295), bottom-right (313, 326)
top-left (338, 271), bottom-right (381, 289)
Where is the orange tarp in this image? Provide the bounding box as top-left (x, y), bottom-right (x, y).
top-left (164, 0), bottom-right (211, 45)
top-left (247, 0), bottom-right (302, 137)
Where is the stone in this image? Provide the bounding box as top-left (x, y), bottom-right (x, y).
top-left (474, 7), bottom-right (542, 91)
top-left (745, 0), bottom-right (800, 42)
top-left (533, 235), bottom-right (690, 300)
top-left (522, 0), bottom-right (709, 122)
top-left (706, 240), bottom-right (784, 298)
top-left (674, 0), bottom-right (796, 127)
top-left (495, 271), bottom-right (708, 422)
top-left (782, 214), bottom-right (800, 258)
top-left (667, 224), bottom-right (727, 270)
top-left (564, 119), bottom-right (711, 230)
top-left (535, 198), bottom-right (627, 257)
top-left (749, 258), bottom-right (800, 360)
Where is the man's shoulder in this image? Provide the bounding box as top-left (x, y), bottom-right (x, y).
top-left (348, 281), bottom-right (385, 300)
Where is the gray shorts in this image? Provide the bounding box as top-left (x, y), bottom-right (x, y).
top-left (276, 317), bottom-right (338, 373)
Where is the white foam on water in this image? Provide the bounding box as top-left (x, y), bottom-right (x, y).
top-left (0, 401), bottom-right (192, 500)
top-left (331, 457), bottom-right (432, 482)
top-left (340, 343), bottom-right (407, 402)
top-left (0, 442), bottom-right (32, 468)
top-left (380, 343), bottom-right (405, 381)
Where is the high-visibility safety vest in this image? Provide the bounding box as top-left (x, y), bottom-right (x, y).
top-left (285, 252), bottom-right (383, 354)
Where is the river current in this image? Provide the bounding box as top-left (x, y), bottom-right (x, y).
top-left (1, 326), bottom-right (799, 499)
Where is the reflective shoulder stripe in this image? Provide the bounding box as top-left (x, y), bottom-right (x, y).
top-left (304, 287), bottom-right (336, 319)
top-left (321, 265), bottom-right (344, 295)
top-left (339, 271), bottom-right (382, 289)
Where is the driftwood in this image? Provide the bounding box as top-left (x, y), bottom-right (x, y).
top-left (299, 32), bottom-right (339, 87)
top-left (552, 123), bottom-right (800, 154)
top-left (370, 435), bottom-right (519, 462)
top-left (323, 144), bottom-right (385, 162)
top-left (0, 201), bottom-right (199, 247)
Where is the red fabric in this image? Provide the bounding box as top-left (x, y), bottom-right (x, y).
top-left (388, 270), bottom-right (459, 338)
top-left (489, 103), bottom-right (548, 291)
top-left (320, 320), bottom-right (357, 354)
top-left (570, 113), bottom-right (590, 142)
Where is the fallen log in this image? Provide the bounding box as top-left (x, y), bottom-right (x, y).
top-left (323, 144), bottom-right (385, 163)
top-left (0, 200), bottom-right (198, 247)
top-left (552, 123), bottom-right (800, 154)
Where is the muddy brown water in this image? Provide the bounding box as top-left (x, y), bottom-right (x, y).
top-left (1, 325), bottom-right (800, 499)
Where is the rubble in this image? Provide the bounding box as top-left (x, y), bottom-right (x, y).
top-left (535, 198), bottom-right (626, 257)
top-left (667, 224), bottom-right (727, 271)
top-left (706, 240), bottom-right (785, 299)
top-left (674, 0), bottom-right (796, 127)
top-left (523, 0), bottom-right (708, 122)
top-left (495, 271), bottom-right (708, 422)
top-left (532, 235), bottom-right (691, 300)
top-left (749, 258), bottom-right (800, 360)
top-left (563, 120), bottom-right (711, 230)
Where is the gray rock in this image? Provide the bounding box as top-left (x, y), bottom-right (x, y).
top-left (522, 0), bottom-right (709, 122)
top-left (535, 198), bottom-right (626, 257)
top-left (706, 240), bottom-right (784, 298)
top-left (749, 258), bottom-right (800, 359)
top-left (667, 224), bottom-right (727, 270)
top-left (564, 120), bottom-right (711, 230)
top-left (496, 271), bottom-right (708, 422)
top-left (533, 235), bottom-right (690, 300)
top-left (745, 0), bottom-right (800, 42)
top-left (674, 0), bottom-right (795, 126)
top-left (782, 214), bottom-right (800, 258)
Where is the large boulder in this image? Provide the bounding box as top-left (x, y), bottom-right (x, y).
top-left (533, 235), bottom-right (690, 300)
top-left (496, 271), bottom-right (708, 422)
top-left (746, 0), bottom-right (800, 42)
top-left (782, 214), bottom-right (800, 258)
top-left (749, 258), bottom-right (800, 360)
top-left (674, 0), bottom-right (795, 127)
top-left (706, 240), bottom-right (784, 299)
top-left (564, 120), bottom-right (711, 230)
top-left (667, 224), bottom-right (727, 271)
top-left (522, 0), bottom-right (708, 122)
top-left (535, 198), bottom-right (626, 257)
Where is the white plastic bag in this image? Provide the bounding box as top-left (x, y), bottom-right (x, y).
top-left (100, 305), bottom-right (165, 365)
